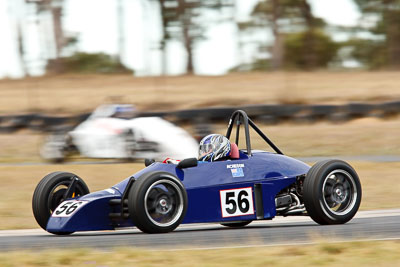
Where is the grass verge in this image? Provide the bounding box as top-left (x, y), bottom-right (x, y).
top-left (0, 240), bottom-right (400, 266)
top-left (1, 72), bottom-right (400, 114)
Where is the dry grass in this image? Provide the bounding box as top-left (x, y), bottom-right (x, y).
top-left (350, 162), bottom-right (400, 210)
top-left (0, 161), bottom-right (398, 230)
top-left (1, 240), bottom-right (400, 266)
top-left (1, 71), bottom-right (400, 114)
top-left (0, 131), bottom-right (42, 162)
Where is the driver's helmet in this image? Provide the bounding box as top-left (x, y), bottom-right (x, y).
top-left (198, 134), bottom-right (231, 162)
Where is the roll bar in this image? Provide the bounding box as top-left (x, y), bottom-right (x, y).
top-left (225, 110), bottom-right (283, 156)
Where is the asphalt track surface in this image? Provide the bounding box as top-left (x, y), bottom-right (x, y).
top-left (1, 209), bottom-right (399, 251)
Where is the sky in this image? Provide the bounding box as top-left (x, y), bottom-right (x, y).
top-left (0, 0), bottom-right (361, 79)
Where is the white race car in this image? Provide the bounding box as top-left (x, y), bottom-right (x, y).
top-left (40, 104), bottom-right (198, 162)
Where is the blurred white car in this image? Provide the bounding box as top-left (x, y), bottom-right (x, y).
top-left (40, 104), bottom-right (198, 162)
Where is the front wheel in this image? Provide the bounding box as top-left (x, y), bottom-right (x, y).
top-left (32, 172), bottom-right (90, 234)
top-left (303, 159), bottom-right (362, 225)
top-left (128, 171), bottom-right (188, 233)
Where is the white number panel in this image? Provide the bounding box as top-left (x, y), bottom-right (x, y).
top-left (220, 187), bottom-right (254, 218)
top-left (52, 201), bottom-right (88, 217)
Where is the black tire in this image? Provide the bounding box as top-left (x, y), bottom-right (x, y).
top-left (221, 221), bottom-right (252, 228)
top-left (303, 160), bottom-right (362, 225)
top-left (32, 172), bottom-right (90, 234)
top-left (40, 133), bottom-right (69, 163)
top-left (128, 171), bottom-right (188, 233)
top-left (123, 129), bottom-right (136, 160)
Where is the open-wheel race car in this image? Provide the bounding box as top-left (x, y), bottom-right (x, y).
top-left (40, 104), bottom-right (198, 162)
top-left (32, 110), bottom-right (362, 234)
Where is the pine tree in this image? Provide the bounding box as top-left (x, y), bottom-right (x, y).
top-left (155, 0), bottom-right (234, 74)
top-left (240, 0), bottom-right (333, 70)
top-left (353, 0), bottom-right (400, 68)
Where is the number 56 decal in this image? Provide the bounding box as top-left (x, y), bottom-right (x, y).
top-left (220, 187), bottom-right (254, 218)
top-left (52, 201), bottom-right (88, 217)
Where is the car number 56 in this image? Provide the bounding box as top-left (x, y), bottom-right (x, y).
top-left (220, 187), bottom-right (254, 218)
top-left (52, 201), bottom-right (88, 217)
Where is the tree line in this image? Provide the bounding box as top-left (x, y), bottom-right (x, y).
top-left (21, 0), bottom-right (400, 74)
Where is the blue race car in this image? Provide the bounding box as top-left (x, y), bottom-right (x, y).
top-left (32, 110), bottom-right (362, 234)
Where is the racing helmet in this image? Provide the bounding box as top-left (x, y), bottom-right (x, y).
top-left (198, 134), bottom-right (231, 162)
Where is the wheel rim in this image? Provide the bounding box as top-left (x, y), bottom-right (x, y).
top-left (321, 169), bottom-right (357, 216)
top-left (144, 178), bottom-right (184, 227)
top-left (47, 181), bottom-right (85, 214)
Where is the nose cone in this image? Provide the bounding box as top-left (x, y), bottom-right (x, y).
top-left (46, 190), bottom-right (119, 233)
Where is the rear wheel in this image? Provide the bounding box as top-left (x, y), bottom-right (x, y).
top-left (123, 129), bottom-right (137, 160)
top-left (128, 171), bottom-right (187, 233)
top-left (32, 172), bottom-right (89, 234)
top-left (40, 133), bottom-right (72, 163)
top-left (303, 160), bottom-right (362, 225)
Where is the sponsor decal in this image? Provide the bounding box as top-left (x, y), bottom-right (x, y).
top-left (226, 164), bottom-right (245, 169)
top-left (227, 164), bottom-right (245, 177)
top-left (230, 167), bottom-right (244, 177)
